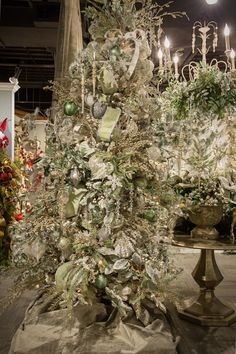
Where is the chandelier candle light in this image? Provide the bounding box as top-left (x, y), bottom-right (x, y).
top-left (230, 49), bottom-right (236, 71)
top-left (173, 54), bottom-right (179, 79)
top-left (157, 48), bottom-right (164, 73)
top-left (164, 36), bottom-right (172, 71)
top-left (224, 24), bottom-right (231, 54)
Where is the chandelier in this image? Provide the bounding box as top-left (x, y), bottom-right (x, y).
top-left (157, 21), bottom-right (235, 80)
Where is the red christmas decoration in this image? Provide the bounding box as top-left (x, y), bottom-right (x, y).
top-left (14, 213), bottom-right (24, 221)
top-left (0, 118), bottom-right (9, 149)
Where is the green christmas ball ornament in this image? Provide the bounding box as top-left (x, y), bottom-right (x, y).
top-left (135, 177), bottom-right (147, 189)
top-left (143, 209), bottom-right (157, 223)
top-left (63, 101), bottom-right (78, 116)
top-left (109, 44), bottom-right (121, 57)
top-left (95, 274), bottom-right (108, 289)
top-left (91, 205), bottom-right (104, 223)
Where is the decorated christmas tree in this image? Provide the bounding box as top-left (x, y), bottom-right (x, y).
top-left (0, 118), bottom-right (21, 264)
top-left (11, 0), bottom-right (182, 319)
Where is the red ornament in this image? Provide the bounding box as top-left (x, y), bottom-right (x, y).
top-left (0, 172), bottom-right (10, 181)
top-left (14, 213), bottom-right (23, 221)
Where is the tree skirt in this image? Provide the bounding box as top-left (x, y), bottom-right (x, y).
top-left (9, 292), bottom-right (179, 354)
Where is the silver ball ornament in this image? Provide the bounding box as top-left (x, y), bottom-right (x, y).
top-left (70, 167), bottom-right (81, 187)
top-left (92, 101), bottom-right (107, 119)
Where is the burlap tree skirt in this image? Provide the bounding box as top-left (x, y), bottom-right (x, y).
top-left (9, 292), bottom-right (179, 354)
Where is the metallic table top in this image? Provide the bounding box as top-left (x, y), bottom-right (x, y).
top-left (172, 235), bottom-right (236, 250)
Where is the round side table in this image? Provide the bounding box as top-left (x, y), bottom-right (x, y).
top-left (172, 235), bottom-right (236, 326)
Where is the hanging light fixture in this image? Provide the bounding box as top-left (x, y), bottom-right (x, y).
top-left (205, 0), bottom-right (218, 4)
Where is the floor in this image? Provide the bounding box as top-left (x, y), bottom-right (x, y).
top-left (0, 253), bottom-right (236, 354)
top-left (169, 252), bottom-right (236, 354)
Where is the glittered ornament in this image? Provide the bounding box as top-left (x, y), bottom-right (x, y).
top-left (143, 209), bottom-right (157, 223)
top-left (110, 44), bottom-right (121, 57)
top-left (92, 101), bottom-right (107, 119)
top-left (64, 101), bottom-right (78, 116)
top-left (85, 94), bottom-right (94, 107)
top-left (58, 237), bottom-right (71, 250)
top-left (95, 274), bottom-right (108, 289)
top-left (70, 166), bottom-right (80, 186)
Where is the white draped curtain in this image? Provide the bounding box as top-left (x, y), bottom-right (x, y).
top-left (55, 0), bottom-right (83, 79)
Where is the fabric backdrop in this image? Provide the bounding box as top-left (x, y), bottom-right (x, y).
top-left (54, 0), bottom-right (83, 79)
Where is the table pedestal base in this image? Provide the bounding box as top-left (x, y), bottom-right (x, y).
top-left (177, 249), bottom-right (236, 326)
top-left (179, 290), bottom-right (236, 326)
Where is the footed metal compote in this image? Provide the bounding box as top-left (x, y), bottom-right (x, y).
top-left (189, 205), bottom-right (223, 240)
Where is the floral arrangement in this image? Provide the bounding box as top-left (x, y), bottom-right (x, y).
top-left (161, 62), bottom-right (236, 120)
top-left (172, 176), bottom-right (225, 208)
top-left (155, 59), bottom-right (236, 236)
